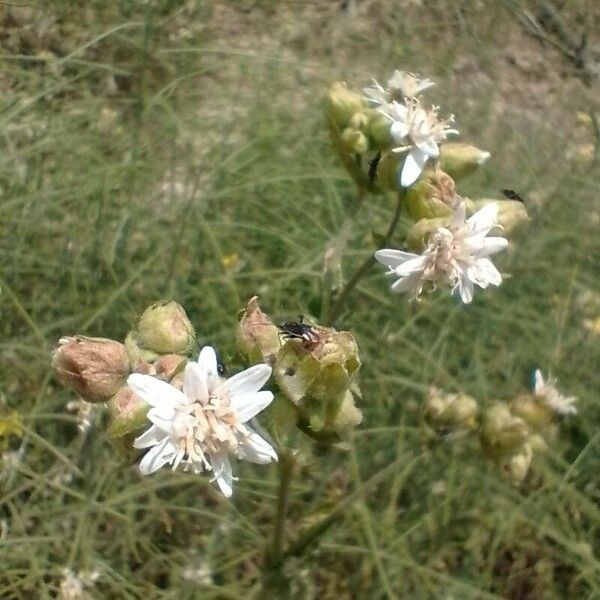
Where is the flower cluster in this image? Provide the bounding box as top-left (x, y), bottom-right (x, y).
top-left (427, 370), bottom-right (577, 484)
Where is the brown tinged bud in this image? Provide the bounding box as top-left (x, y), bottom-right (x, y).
top-left (274, 325), bottom-right (361, 438)
top-left (237, 296), bottom-right (281, 365)
top-left (405, 216), bottom-right (452, 252)
top-left (404, 169), bottom-right (457, 221)
top-left (124, 331), bottom-right (160, 368)
top-left (136, 301), bottom-right (196, 355)
top-left (107, 385), bottom-right (148, 438)
top-left (52, 336), bottom-right (129, 403)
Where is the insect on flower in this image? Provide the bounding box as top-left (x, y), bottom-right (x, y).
top-left (278, 316), bottom-right (320, 345)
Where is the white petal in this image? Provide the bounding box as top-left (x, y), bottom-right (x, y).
top-left (230, 391), bottom-right (274, 423)
top-left (451, 203), bottom-right (467, 228)
top-left (138, 437), bottom-right (175, 475)
top-left (534, 370), bottom-right (545, 395)
top-left (395, 254), bottom-right (427, 277)
top-left (197, 346), bottom-right (219, 384)
top-left (416, 138), bottom-right (439, 158)
top-left (127, 374), bottom-right (187, 409)
top-left (238, 429), bottom-right (278, 464)
top-left (465, 203), bottom-right (498, 234)
top-left (209, 452), bottom-right (234, 498)
top-left (472, 236), bottom-right (508, 257)
top-left (183, 362), bottom-right (208, 405)
top-left (390, 272), bottom-right (422, 295)
top-left (390, 120), bottom-right (409, 141)
top-left (224, 364), bottom-right (272, 398)
top-left (400, 148), bottom-right (428, 187)
top-left (146, 407), bottom-right (176, 434)
top-left (134, 425), bottom-right (165, 449)
top-left (456, 271), bottom-right (474, 303)
top-left (374, 248), bottom-right (419, 268)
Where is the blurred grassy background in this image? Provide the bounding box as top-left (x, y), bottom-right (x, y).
top-left (1, 1), bottom-right (599, 598)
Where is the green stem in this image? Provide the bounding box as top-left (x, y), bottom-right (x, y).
top-left (320, 187), bottom-right (366, 324)
top-left (261, 451), bottom-right (295, 594)
top-left (283, 452), bottom-right (421, 560)
top-left (270, 451), bottom-right (295, 562)
top-left (325, 191), bottom-right (404, 326)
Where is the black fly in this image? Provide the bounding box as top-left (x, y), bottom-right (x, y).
top-left (501, 189), bottom-right (524, 203)
top-left (278, 316), bottom-right (319, 344)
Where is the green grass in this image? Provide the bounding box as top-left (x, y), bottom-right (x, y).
top-left (1, 1), bottom-right (599, 598)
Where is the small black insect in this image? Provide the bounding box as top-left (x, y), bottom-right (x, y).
top-left (501, 189), bottom-right (524, 203)
top-left (368, 151), bottom-right (382, 183)
top-left (278, 316), bottom-right (319, 344)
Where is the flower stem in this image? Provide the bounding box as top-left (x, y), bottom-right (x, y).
top-left (325, 191), bottom-right (404, 326)
top-left (271, 450), bottom-right (295, 561)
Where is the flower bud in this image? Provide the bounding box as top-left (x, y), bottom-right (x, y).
top-left (405, 216), bottom-right (452, 252)
top-left (424, 387), bottom-right (479, 433)
top-left (237, 296), bottom-right (281, 365)
top-left (324, 82), bottom-right (367, 130)
top-left (404, 169), bottom-right (457, 221)
top-left (500, 442), bottom-right (533, 485)
top-left (52, 336), bottom-right (129, 403)
top-left (480, 403), bottom-right (530, 460)
top-left (374, 151), bottom-right (401, 191)
top-left (124, 331), bottom-right (160, 368)
top-left (341, 127), bottom-right (369, 154)
top-left (136, 301), bottom-right (196, 355)
top-left (107, 385), bottom-right (148, 438)
top-left (510, 393), bottom-right (554, 432)
top-left (439, 143), bottom-right (491, 180)
top-left (274, 325), bottom-right (361, 437)
top-left (154, 354), bottom-right (187, 386)
top-left (364, 109), bottom-right (392, 150)
top-left (471, 200), bottom-right (529, 235)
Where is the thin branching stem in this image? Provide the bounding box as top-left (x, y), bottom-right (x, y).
top-left (325, 190), bottom-right (404, 326)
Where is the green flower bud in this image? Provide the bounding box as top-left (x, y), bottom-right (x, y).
top-left (107, 385), bottom-right (148, 438)
top-left (341, 127), bottom-right (369, 154)
top-left (404, 169), bottom-right (457, 221)
top-left (237, 296), bottom-right (281, 365)
top-left (374, 151), bottom-right (401, 191)
top-left (510, 393), bottom-right (554, 432)
top-left (405, 216), bottom-right (451, 252)
top-left (52, 336), bottom-right (130, 403)
top-left (274, 325), bottom-right (361, 438)
top-left (471, 199), bottom-right (529, 235)
top-left (439, 143), bottom-right (491, 180)
top-left (364, 109), bottom-right (392, 150)
top-left (424, 387), bottom-right (479, 433)
top-left (324, 82), bottom-right (367, 130)
top-left (500, 442), bottom-right (533, 485)
top-left (136, 301), bottom-right (196, 355)
top-left (124, 331), bottom-right (160, 368)
top-left (480, 403), bottom-right (530, 460)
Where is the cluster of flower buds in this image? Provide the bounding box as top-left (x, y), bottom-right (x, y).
top-left (237, 297), bottom-right (362, 442)
top-left (326, 69), bottom-right (530, 305)
top-left (425, 371), bottom-right (577, 484)
top-left (52, 301), bottom-right (196, 440)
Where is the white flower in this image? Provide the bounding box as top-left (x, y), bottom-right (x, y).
top-left (533, 370), bottom-right (578, 415)
top-left (379, 98), bottom-right (458, 187)
top-left (128, 346), bottom-right (277, 497)
top-left (58, 568), bottom-right (100, 600)
top-left (364, 70), bottom-right (435, 105)
top-left (375, 202), bottom-right (508, 303)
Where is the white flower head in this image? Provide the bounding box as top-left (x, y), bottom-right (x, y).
top-left (58, 568), bottom-right (100, 600)
top-left (364, 70), bottom-right (435, 106)
top-left (375, 202), bottom-right (508, 303)
top-left (533, 370), bottom-right (578, 415)
top-left (128, 346), bottom-right (277, 497)
top-left (379, 98), bottom-right (458, 187)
